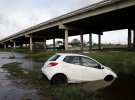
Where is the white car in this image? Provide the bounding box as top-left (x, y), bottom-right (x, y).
top-left (41, 53), bottom-right (117, 84)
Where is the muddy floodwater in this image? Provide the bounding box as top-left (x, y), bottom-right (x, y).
top-left (0, 52), bottom-right (43, 100)
top-left (0, 52), bottom-right (135, 100)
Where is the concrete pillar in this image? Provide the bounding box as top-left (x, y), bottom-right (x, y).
top-left (98, 34), bottom-right (101, 49)
top-left (89, 33), bottom-right (92, 50)
top-left (26, 42), bottom-right (27, 48)
top-left (133, 30), bottom-right (135, 48)
top-left (53, 38), bottom-right (55, 50)
top-left (4, 43), bottom-right (6, 49)
top-left (80, 32), bottom-right (83, 51)
top-left (128, 29), bottom-right (132, 49)
top-left (65, 29), bottom-right (68, 50)
top-left (13, 40), bottom-right (16, 49)
top-left (30, 36), bottom-right (33, 51)
top-left (43, 37), bottom-right (47, 50)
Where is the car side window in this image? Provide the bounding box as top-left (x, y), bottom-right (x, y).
top-left (82, 57), bottom-right (99, 68)
top-left (63, 56), bottom-right (80, 65)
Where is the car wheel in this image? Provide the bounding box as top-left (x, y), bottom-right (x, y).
top-left (104, 75), bottom-right (114, 82)
top-left (51, 74), bottom-right (67, 85)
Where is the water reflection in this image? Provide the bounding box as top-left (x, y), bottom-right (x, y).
top-left (0, 52), bottom-right (43, 70)
top-left (0, 52), bottom-right (27, 59)
top-left (0, 52), bottom-right (43, 100)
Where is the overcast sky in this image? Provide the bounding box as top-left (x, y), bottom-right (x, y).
top-left (0, 0), bottom-right (130, 44)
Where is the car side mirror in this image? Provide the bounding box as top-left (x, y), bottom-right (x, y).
top-left (97, 64), bottom-right (104, 69)
top-left (100, 66), bottom-right (104, 69)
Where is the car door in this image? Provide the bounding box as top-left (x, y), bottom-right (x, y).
top-left (81, 57), bottom-right (104, 81)
top-left (62, 56), bottom-right (83, 82)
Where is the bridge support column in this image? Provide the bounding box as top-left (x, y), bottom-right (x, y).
top-left (128, 29), bottom-right (132, 49)
top-left (30, 36), bottom-right (33, 51)
top-left (43, 37), bottom-right (47, 50)
top-left (80, 32), bottom-right (84, 51)
top-left (65, 30), bottom-right (68, 50)
top-left (98, 34), bottom-right (101, 49)
top-left (89, 33), bottom-right (92, 51)
top-left (25, 42), bottom-right (27, 48)
top-left (53, 38), bottom-right (55, 51)
top-left (4, 43), bottom-right (6, 49)
top-left (133, 30), bottom-right (135, 49)
top-left (13, 40), bottom-right (16, 49)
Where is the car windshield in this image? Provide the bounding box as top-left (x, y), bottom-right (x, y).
top-left (48, 55), bottom-right (60, 61)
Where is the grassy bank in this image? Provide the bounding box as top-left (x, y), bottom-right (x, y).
top-left (2, 62), bottom-right (90, 100)
top-left (2, 50), bottom-right (135, 99)
top-left (26, 50), bottom-right (81, 62)
top-left (26, 50), bottom-right (135, 77)
top-left (84, 51), bottom-right (135, 77)
top-left (0, 48), bottom-right (28, 52)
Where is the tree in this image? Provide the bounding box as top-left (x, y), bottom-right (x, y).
top-left (70, 38), bottom-right (80, 46)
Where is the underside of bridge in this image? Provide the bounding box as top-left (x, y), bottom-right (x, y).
top-left (1, 0), bottom-right (135, 51)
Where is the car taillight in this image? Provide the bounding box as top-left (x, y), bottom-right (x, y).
top-left (48, 62), bottom-right (58, 67)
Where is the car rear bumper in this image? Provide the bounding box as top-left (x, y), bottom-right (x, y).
top-left (41, 67), bottom-right (53, 80)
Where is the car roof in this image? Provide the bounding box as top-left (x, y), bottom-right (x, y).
top-left (56, 53), bottom-right (86, 57)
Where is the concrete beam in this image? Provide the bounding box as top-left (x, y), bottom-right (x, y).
top-left (65, 30), bottom-right (68, 50)
top-left (80, 32), bottom-right (83, 51)
top-left (128, 29), bottom-right (132, 49)
top-left (25, 34), bottom-right (31, 38)
top-left (59, 24), bottom-right (80, 31)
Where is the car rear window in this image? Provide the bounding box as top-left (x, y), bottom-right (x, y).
top-left (48, 55), bottom-right (60, 61)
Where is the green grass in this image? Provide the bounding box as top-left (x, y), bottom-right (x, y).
top-left (26, 50), bottom-right (135, 77)
top-left (26, 50), bottom-right (81, 62)
top-left (83, 51), bottom-right (135, 77)
top-left (2, 62), bottom-right (23, 76)
top-left (0, 48), bottom-right (28, 52)
top-left (2, 62), bottom-right (90, 100)
top-left (2, 51), bottom-right (135, 99)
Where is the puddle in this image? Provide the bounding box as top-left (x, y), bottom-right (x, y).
top-left (0, 52), bottom-right (43, 70)
top-left (0, 68), bottom-right (42, 100)
top-left (0, 52), bottom-right (44, 100)
top-left (0, 52), bottom-right (27, 59)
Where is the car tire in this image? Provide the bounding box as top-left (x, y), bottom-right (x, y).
top-left (104, 75), bottom-right (114, 82)
top-left (51, 74), bottom-right (67, 85)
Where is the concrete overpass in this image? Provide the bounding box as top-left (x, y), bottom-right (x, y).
top-left (0, 0), bottom-right (135, 51)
